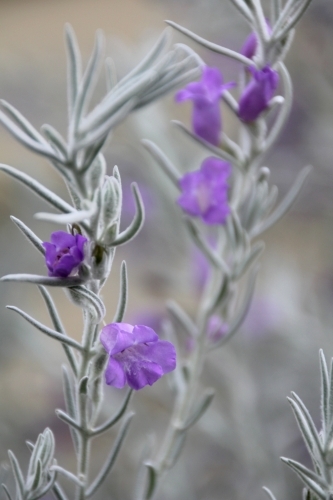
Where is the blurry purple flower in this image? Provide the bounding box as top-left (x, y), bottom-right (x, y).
top-left (175, 66), bottom-right (234, 146)
top-left (178, 156), bottom-right (231, 225)
top-left (241, 22), bottom-right (271, 60)
top-left (241, 32), bottom-right (258, 59)
top-left (207, 316), bottom-right (228, 344)
top-left (43, 231), bottom-right (87, 278)
top-left (238, 66), bottom-right (279, 122)
top-left (100, 323), bottom-right (176, 390)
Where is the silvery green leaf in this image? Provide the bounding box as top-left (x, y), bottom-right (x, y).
top-left (265, 63), bottom-right (293, 151)
top-left (81, 138), bottom-right (107, 173)
top-left (50, 481), bottom-right (68, 500)
top-left (137, 67), bottom-right (200, 108)
top-left (102, 175), bottom-right (121, 226)
top-left (143, 463), bottom-right (158, 500)
top-left (66, 286), bottom-right (105, 323)
top-left (228, 0), bottom-right (254, 22)
top-left (70, 30), bottom-right (104, 134)
top-left (216, 266), bottom-right (258, 348)
top-left (112, 183), bottom-right (144, 246)
top-left (172, 121), bottom-right (242, 168)
top-left (141, 139), bottom-right (180, 186)
top-left (181, 388), bottom-right (215, 431)
top-left (288, 394), bottom-right (322, 461)
top-left (8, 451), bottom-right (25, 500)
top-left (0, 111), bottom-right (60, 162)
top-left (86, 412), bottom-right (134, 497)
top-left (105, 58), bottom-right (117, 92)
top-left (166, 20), bottom-right (255, 65)
top-left (118, 28), bottom-right (172, 88)
top-left (1, 274), bottom-right (86, 287)
top-left (281, 459), bottom-right (326, 499)
top-left (273, 0), bottom-right (314, 42)
top-left (76, 98), bottom-right (137, 150)
top-left (112, 261), bottom-right (128, 323)
top-left (10, 216), bottom-right (45, 255)
top-left (6, 305), bottom-right (84, 351)
top-left (319, 350), bottom-right (329, 433)
top-left (251, 165), bottom-right (312, 238)
top-left (55, 410), bottom-right (82, 432)
top-left (41, 125), bottom-right (68, 161)
top-left (39, 429), bottom-right (55, 470)
top-left (65, 24), bottom-right (82, 118)
top-left (49, 467), bottom-right (83, 487)
top-left (262, 487), bottom-right (277, 500)
top-left (92, 389), bottom-right (133, 436)
top-left (2, 484), bottom-right (13, 500)
top-left (62, 367), bottom-right (79, 454)
top-left (29, 460), bottom-right (42, 492)
top-left (35, 205), bottom-right (95, 224)
top-left (165, 431), bottom-right (186, 470)
top-left (38, 286), bottom-right (77, 375)
top-left (186, 219), bottom-right (230, 274)
top-left (281, 458), bottom-right (328, 490)
top-left (0, 100), bottom-right (47, 144)
top-left (27, 434), bottom-right (44, 479)
top-left (166, 300), bottom-right (198, 338)
top-left (0, 164), bottom-right (74, 214)
top-left (28, 471), bottom-right (56, 500)
top-left (233, 242), bottom-right (265, 279)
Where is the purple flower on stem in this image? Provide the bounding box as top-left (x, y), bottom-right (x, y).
top-left (178, 156), bottom-right (231, 225)
top-left (175, 66), bottom-right (234, 146)
top-left (241, 22), bottom-right (271, 60)
top-left (238, 66), bottom-right (279, 122)
top-left (100, 323), bottom-right (176, 390)
top-left (43, 231), bottom-right (87, 278)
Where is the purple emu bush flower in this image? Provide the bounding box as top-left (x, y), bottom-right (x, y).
top-left (241, 21), bottom-right (271, 59)
top-left (175, 66), bottom-right (234, 146)
top-left (178, 156), bottom-right (231, 225)
top-left (238, 66), bottom-right (279, 122)
top-left (43, 231), bottom-right (87, 277)
top-left (100, 323), bottom-right (176, 390)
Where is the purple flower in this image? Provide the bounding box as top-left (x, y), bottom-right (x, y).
top-left (175, 66), bottom-right (234, 146)
top-left (43, 231), bottom-right (87, 278)
top-left (241, 22), bottom-right (271, 60)
top-left (177, 156), bottom-right (231, 225)
top-left (238, 66), bottom-right (279, 122)
top-left (241, 32), bottom-right (258, 60)
top-left (100, 323), bottom-right (176, 390)
top-left (207, 316), bottom-right (228, 344)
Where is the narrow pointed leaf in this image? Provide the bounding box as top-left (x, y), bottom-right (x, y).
top-left (10, 216), bottom-right (45, 255)
top-left (65, 24), bottom-right (82, 117)
top-left (181, 389), bottom-right (215, 431)
top-left (0, 100), bottom-right (47, 144)
top-left (141, 139), bottom-right (180, 186)
top-left (281, 459), bottom-right (326, 499)
top-left (8, 451), bottom-right (25, 500)
top-left (2, 484), bottom-right (13, 500)
top-left (38, 286), bottom-right (77, 375)
top-left (288, 395), bottom-right (322, 460)
top-left (319, 350), bottom-right (329, 433)
top-left (86, 413), bottom-right (134, 497)
top-left (62, 366), bottom-right (79, 454)
top-left (112, 184), bottom-right (144, 246)
top-left (0, 164), bottom-right (74, 214)
top-left (281, 458), bottom-right (328, 490)
top-left (251, 166), bottom-right (312, 238)
top-left (144, 464), bottom-right (158, 500)
top-left (1, 274), bottom-right (86, 287)
top-left (92, 389), bottom-right (133, 436)
top-left (166, 300), bottom-right (198, 337)
top-left (6, 305), bottom-right (84, 351)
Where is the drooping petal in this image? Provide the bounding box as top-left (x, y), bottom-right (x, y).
top-left (238, 66), bottom-right (279, 122)
top-left (105, 356), bottom-right (126, 388)
top-left (126, 360), bottom-right (163, 390)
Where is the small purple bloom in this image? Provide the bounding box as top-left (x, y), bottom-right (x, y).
top-left (241, 32), bottom-right (258, 60)
top-left (207, 316), bottom-right (228, 344)
top-left (241, 22), bottom-right (271, 60)
top-left (43, 231), bottom-right (87, 278)
top-left (175, 66), bottom-right (234, 146)
top-left (100, 323), bottom-right (176, 390)
top-left (178, 156), bottom-right (231, 225)
top-left (238, 66), bottom-right (279, 122)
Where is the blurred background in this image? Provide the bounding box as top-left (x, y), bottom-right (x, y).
top-left (0, 0), bottom-right (332, 499)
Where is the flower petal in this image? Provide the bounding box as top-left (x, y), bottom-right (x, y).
top-left (105, 357), bottom-right (126, 388)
